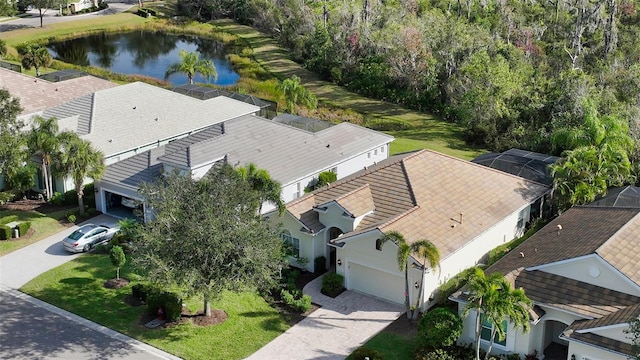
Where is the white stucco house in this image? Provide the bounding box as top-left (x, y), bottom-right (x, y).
top-left (271, 149), bottom-right (550, 312)
top-left (451, 206), bottom-right (640, 360)
top-left (25, 81), bottom-right (260, 197)
top-left (96, 112), bottom-right (393, 219)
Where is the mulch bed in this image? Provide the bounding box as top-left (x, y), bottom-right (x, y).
top-left (104, 278), bottom-right (130, 289)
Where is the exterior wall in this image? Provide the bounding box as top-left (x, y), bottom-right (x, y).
top-left (281, 144), bottom-right (390, 204)
top-left (536, 256), bottom-right (640, 297)
top-left (568, 341), bottom-right (628, 360)
top-left (268, 212), bottom-right (316, 272)
top-left (317, 203), bottom-right (355, 233)
top-left (457, 308), bottom-right (522, 356)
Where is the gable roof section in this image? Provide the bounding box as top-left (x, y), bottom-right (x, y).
top-left (488, 207), bottom-right (640, 278)
top-left (597, 214), bottom-right (640, 286)
top-left (41, 93), bottom-right (94, 135)
top-left (49, 82), bottom-right (258, 158)
top-left (326, 184), bottom-right (375, 218)
top-left (158, 115), bottom-right (394, 184)
top-left (288, 149), bottom-right (549, 259)
top-left (0, 68), bottom-right (116, 115)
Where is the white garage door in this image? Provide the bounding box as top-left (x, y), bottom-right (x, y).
top-left (348, 262), bottom-right (404, 304)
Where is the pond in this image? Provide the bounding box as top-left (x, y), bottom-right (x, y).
top-left (47, 31), bottom-right (240, 86)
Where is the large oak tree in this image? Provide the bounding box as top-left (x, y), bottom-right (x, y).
top-left (134, 165), bottom-right (283, 316)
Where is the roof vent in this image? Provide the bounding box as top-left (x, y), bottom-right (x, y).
top-left (520, 252), bottom-right (525, 258)
top-left (556, 224), bottom-right (562, 236)
top-left (326, 144), bottom-right (330, 148)
top-left (108, 139), bottom-right (113, 143)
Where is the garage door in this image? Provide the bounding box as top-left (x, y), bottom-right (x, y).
top-left (348, 262), bottom-right (404, 304)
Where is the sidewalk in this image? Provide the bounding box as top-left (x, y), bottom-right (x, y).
top-left (246, 273), bottom-right (403, 360)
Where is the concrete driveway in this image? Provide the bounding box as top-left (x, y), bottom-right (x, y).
top-left (0, 215), bottom-right (180, 360)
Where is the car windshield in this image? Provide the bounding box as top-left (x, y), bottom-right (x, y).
top-left (68, 227), bottom-right (92, 240)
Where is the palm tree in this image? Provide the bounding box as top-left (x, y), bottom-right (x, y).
top-left (17, 43), bottom-right (51, 76)
top-left (463, 267), bottom-right (532, 360)
top-left (236, 163), bottom-right (285, 215)
top-left (27, 116), bottom-right (61, 200)
top-left (278, 75), bottom-right (318, 113)
top-left (381, 231), bottom-right (440, 320)
top-left (56, 133), bottom-right (105, 215)
top-left (164, 49), bottom-right (217, 85)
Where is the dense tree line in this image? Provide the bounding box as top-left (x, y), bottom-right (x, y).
top-left (180, 0), bottom-right (640, 158)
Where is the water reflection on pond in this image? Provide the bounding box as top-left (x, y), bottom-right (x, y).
top-left (47, 31), bottom-right (240, 86)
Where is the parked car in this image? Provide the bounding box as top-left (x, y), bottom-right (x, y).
top-left (62, 224), bottom-right (119, 253)
top-left (120, 197), bottom-right (138, 209)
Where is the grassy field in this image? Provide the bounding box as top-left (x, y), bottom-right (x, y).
top-left (21, 254), bottom-right (289, 360)
top-left (212, 19), bottom-right (485, 160)
top-left (0, 209), bottom-right (69, 256)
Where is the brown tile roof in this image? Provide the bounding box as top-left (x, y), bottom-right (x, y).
top-left (286, 149), bottom-right (549, 260)
top-left (598, 216), bottom-right (640, 286)
top-left (0, 68), bottom-right (117, 115)
top-left (515, 271), bottom-right (639, 319)
top-left (570, 303), bottom-right (640, 332)
top-left (488, 207), bottom-right (640, 277)
top-left (326, 184), bottom-right (375, 218)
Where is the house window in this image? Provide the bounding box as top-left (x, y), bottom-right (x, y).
top-left (281, 231), bottom-right (300, 258)
top-left (381, 145), bottom-right (385, 153)
top-left (517, 208), bottom-right (527, 229)
top-left (367, 152), bottom-right (371, 159)
top-left (375, 238), bottom-right (383, 251)
top-left (295, 182), bottom-right (301, 199)
top-left (480, 319), bottom-right (507, 346)
top-left (374, 149), bottom-right (378, 156)
top-left (481, 317), bottom-right (507, 346)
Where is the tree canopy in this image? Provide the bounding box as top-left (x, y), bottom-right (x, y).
top-left (0, 90), bottom-right (25, 187)
top-left (134, 165), bottom-right (283, 316)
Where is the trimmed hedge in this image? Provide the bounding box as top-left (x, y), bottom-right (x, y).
top-left (0, 225), bottom-right (11, 240)
top-left (132, 283), bottom-right (152, 302)
top-left (147, 288), bottom-right (182, 322)
top-left (0, 215), bottom-right (18, 224)
top-left (351, 347), bottom-right (384, 360)
top-left (321, 272), bottom-right (345, 298)
top-left (280, 289), bottom-right (312, 313)
top-left (17, 221), bottom-right (31, 236)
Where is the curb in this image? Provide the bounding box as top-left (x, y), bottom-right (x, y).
top-left (0, 284), bottom-right (182, 360)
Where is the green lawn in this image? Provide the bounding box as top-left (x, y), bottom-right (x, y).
top-left (0, 209), bottom-right (69, 256)
top-left (21, 254), bottom-right (289, 360)
top-left (347, 332), bottom-right (418, 360)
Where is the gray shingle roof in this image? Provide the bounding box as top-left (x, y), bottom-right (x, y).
top-left (100, 146), bottom-right (165, 190)
top-left (158, 115), bottom-right (394, 184)
top-left (41, 93), bottom-right (94, 135)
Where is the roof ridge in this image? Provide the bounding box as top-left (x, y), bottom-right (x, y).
top-left (324, 121), bottom-right (395, 139)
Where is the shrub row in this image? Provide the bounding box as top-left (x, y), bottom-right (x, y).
top-left (132, 284), bottom-right (182, 322)
top-left (0, 216), bottom-right (31, 240)
top-left (0, 215), bottom-right (18, 224)
top-left (280, 289), bottom-right (312, 313)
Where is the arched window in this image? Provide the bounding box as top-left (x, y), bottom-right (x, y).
top-left (375, 238), bottom-right (383, 251)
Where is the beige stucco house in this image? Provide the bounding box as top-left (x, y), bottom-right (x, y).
top-left (272, 149), bottom-right (550, 312)
top-left (452, 206), bottom-right (640, 360)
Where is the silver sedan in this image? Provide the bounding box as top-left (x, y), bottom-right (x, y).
top-left (62, 224), bottom-right (119, 253)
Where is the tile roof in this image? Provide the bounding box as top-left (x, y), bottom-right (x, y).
top-left (328, 184), bottom-right (375, 218)
top-left (43, 82), bottom-right (259, 158)
top-left (0, 68), bottom-right (116, 115)
top-left (158, 115), bottom-right (394, 184)
top-left (515, 270), bottom-right (639, 319)
top-left (287, 149), bottom-right (550, 259)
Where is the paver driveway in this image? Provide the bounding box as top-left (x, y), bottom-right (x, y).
top-left (246, 275), bottom-right (403, 360)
